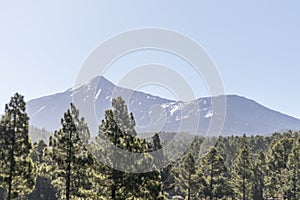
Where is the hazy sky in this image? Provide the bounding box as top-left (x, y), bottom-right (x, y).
top-left (0, 1), bottom-right (300, 118)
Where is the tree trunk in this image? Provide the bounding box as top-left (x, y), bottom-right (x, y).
top-left (242, 159), bottom-right (246, 200)
top-left (111, 168), bottom-right (117, 200)
top-left (7, 131), bottom-right (15, 200)
top-left (188, 176), bottom-right (191, 200)
top-left (242, 176), bottom-right (245, 200)
top-left (7, 111), bottom-right (16, 200)
top-left (66, 130), bottom-right (72, 200)
top-left (210, 162), bottom-right (214, 200)
top-left (111, 184), bottom-right (116, 200)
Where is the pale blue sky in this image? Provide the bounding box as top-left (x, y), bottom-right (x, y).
top-left (0, 1), bottom-right (300, 118)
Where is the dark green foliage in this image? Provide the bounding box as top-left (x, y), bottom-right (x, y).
top-left (252, 150), bottom-right (266, 200)
top-left (95, 108), bottom-right (124, 199)
top-left (217, 136), bottom-right (240, 167)
top-left (151, 133), bottom-right (171, 198)
top-left (232, 135), bottom-right (253, 200)
top-left (201, 147), bottom-right (234, 200)
top-left (95, 97), bottom-right (162, 200)
top-left (28, 140), bottom-right (56, 199)
top-left (265, 137), bottom-right (294, 199)
top-left (172, 152), bottom-right (196, 200)
top-left (31, 140), bottom-right (47, 164)
top-left (286, 137), bottom-right (300, 199)
top-left (112, 97), bottom-right (137, 137)
top-left (0, 93), bottom-right (36, 199)
top-left (46, 103), bottom-right (97, 199)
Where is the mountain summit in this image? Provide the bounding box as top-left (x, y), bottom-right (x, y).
top-left (26, 76), bottom-right (300, 136)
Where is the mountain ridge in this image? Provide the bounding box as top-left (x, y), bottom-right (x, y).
top-left (26, 76), bottom-right (300, 136)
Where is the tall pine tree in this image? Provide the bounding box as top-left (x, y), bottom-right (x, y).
top-left (287, 136), bottom-right (300, 199)
top-left (232, 135), bottom-right (253, 200)
top-left (173, 152), bottom-right (196, 200)
top-left (96, 97), bottom-right (162, 200)
top-left (252, 150), bottom-right (266, 200)
top-left (201, 147), bottom-right (233, 200)
top-left (0, 93), bottom-right (35, 199)
top-left (46, 103), bottom-right (96, 199)
top-left (265, 137), bottom-right (294, 199)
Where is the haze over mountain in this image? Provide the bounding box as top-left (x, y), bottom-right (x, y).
top-left (26, 76), bottom-right (300, 137)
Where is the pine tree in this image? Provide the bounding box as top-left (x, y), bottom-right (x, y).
top-left (96, 97), bottom-right (162, 199)
top-left (151, 133), bottom-right (163, 166)
top-left (46, 103), bottom-right (96, 199)
top-left (265, 137), bottom-right (294, 199)
top-left (173, 152), bottom-right (196, 200)
top-left (192, 166), bottom-right (207, 200)
top-left (96, 109), bottom-right (125, 199)
top-left (31, 140), bottom-right (47, 164)
top-left (201, 147), bottom-right (233, 200)
top-left (287, 136), bottom-right (300, 199)
top-left (151, 133), bottom-right (170, 199)
top-left (28, 140), bottom-right (56, 199)
top-left (112, 97), bottom-right (137, 137)
top-left (252, 150), bottom-right (266, 200)
top-left (232, 135), bottom-right (253, 200)
top-left (0, 93), bottom-right (36, 199)
top-left (216, 136), bottom-right (237, 167)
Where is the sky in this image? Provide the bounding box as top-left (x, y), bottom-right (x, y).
top-left (0, 1), bottom-right (300, 118)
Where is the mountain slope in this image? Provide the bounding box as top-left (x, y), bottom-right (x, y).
top-left (26, 76), bottom-right (300, 136)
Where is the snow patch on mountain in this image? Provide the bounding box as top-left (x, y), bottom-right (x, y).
top-left (95, 89), bottom-right (101, 99)
top-left (32, 106), bottom-right (45, 117)
top-left (204, 110), bottom-right (214, 118)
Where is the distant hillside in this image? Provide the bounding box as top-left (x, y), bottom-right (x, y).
top-left (29, 126), bottom-right (52, 144)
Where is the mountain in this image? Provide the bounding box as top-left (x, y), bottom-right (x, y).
top-left (26, 76), bottom-right (300, 137)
